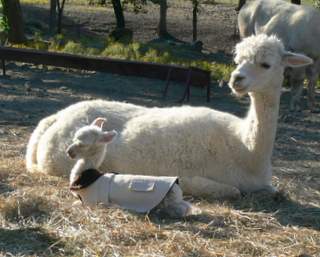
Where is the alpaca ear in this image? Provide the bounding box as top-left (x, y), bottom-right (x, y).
top-left (98, 130), bottom-right (118, 143)
top-left (91, 117), bottom-right (107, 129)
top-left (283, 52), bottom-right (313, 68)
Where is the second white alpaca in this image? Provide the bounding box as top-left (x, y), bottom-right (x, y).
top-left (238, 0), bottom-right (320, 111)
top-left (68, 118), bottom-right (196, 218)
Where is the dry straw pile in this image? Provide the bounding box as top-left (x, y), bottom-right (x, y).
top-left (0, 126), bottom-right (320, 257)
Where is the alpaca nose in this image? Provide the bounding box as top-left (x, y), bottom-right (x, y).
top-left (66, 146), bottom-right (76, 159)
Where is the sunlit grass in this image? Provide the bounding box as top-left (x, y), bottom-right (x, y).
top-left (20, 0), bottom-right (48, 4)
top-left (20, 0), bottom-right (88, 5)
top-left (11, 33), bottom-right (235, 82)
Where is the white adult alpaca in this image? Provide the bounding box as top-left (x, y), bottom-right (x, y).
top-left (238, 0), bottom-right (320, 111)
top-left (26, 34), bottom-right (312, 198)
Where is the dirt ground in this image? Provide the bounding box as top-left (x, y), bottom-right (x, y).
top-left (0, 1), bottom-right (320, 257)
top-left (23, 1), bottom-right (239, 53)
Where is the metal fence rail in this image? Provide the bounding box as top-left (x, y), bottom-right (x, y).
top-left (0, 46), bottom-right (211, 102)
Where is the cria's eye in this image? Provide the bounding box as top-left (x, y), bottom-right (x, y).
top-left (261, 63), bottom-right (271, 69)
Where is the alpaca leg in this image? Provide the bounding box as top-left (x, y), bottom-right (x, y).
top-left (25, 114), bottom-right (57, 172)
top-left (255, 184), bottom-right (277, 194)
top-left (289, 68), bottom-right (305, 112)
top-left (306, 60), bottom-right (319, 111)
top-left (179, 176), bottom-right (241, 199)
top-left (307, 78), bottom-right (316, 111)
top-left (155, 184), bottom-right (201, 218)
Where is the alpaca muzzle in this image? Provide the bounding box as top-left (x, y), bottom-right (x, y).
top-left (66, 145), bottom-right (76, 159)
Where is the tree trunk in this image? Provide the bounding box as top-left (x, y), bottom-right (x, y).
top-left (49, 0), bottom-right (57, 33)
top-left (2, 0), bottom-right (26, 43)
top-left (192, 0), bottom-right (198, 42)
top-left (111, 0), bottom-right (125, 29)
top-left (291, 0), bottom-right (301, 4)
top-left (236, 0), bottom-right (246, 11)
top-left (158, 0), bottom-right (168, 38)
top-left (56, 0), bottom-right (66, 34)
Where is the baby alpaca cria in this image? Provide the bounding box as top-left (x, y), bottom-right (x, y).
top-left (68, 118), bottom-right (195, 218)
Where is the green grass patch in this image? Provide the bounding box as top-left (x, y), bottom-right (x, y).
top-left (21, 0), bottom-right (48, 4)
top-left (21, 0), bottom-right (89, 5)
top-left (11, 33), bottom-right (235, 82)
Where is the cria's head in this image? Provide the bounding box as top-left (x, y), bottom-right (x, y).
top-left (66, 117), bottom-right (117, 160)
top-left (229, 34), bottom-right (313, 96)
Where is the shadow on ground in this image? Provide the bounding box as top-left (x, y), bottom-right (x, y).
top-left (0, 227), bottom-right (71, 256)
top-left (0, 62), bottom-right (247, 126)
top-left (229, 191), bottom-right (320, 231)
top-left (149, 211), bottom-right (237, 240)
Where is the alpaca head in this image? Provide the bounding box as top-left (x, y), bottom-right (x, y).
top-left (66, 117), bottom-right (117, 165)
top-left (229, 34), bottom-right (313, 96)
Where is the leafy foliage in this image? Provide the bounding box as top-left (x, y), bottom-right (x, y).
top-left (0, 0), bottom-right (9, 38)
top-left (313, 0), bottom-right (320, 8)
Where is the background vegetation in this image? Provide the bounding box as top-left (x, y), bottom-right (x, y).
top-left (0, 0), bottom-right (317, 83)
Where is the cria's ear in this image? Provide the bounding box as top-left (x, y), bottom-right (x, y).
top-left (283, 52), bottom-right (313, 68)
top-left (98, 130), bottom-right (118, 143)
top-left (91, 117), bottom-right (107, 129)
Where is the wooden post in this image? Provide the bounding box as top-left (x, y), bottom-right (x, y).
top-left (192, 0), bottom-right (198, 42)
top-left (179, 68), bottom-right (193, 103)
top-left (2, 59), bottom-right (6, 76)
top-left (291, 0), bottom-right (301, 4)
top-left (163, 67), bottom-right (173, 99)
top-left (56, 0), bottom-right (66, 34)
top-left (206, 79), bottom-right (210, 102)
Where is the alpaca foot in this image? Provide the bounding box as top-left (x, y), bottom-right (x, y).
top-left (72, 200), bottom-right (82, 207)
top-left (164, 200), bottom-right (200, 218)
top-left (183, 201), bottom-right (202, 216)
top-left (254, 185), bottom-right (278, 194)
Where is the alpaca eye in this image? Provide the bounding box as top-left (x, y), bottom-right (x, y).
top-left (261, 63), bottom-right (271, 69)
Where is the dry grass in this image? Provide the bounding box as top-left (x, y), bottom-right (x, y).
top-left (0, 126), bottom-right (319, 257)
top-left (1, 0), bottom-right (319, 255)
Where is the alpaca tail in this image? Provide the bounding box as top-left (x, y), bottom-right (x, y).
top-left (25, 114), bottom-right (57, 172)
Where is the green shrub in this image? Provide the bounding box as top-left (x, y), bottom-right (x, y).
top-left (62, 41), bottom-right (87, 55)
top-left (313, 0), bottom-right (320, 8)
top-left (6, 31), bottom-right (236, 82)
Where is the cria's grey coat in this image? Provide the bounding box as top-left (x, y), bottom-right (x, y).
top-left (71, 168), bottom-right (178, 213)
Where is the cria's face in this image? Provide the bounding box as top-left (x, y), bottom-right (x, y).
top-left (66, 127), bottom-right (101, 159)
top-left (229, 50), bottom-right (283, 96)
top-left (66, 126), bottom-right (117, 159)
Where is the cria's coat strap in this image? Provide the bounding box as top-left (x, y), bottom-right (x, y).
top-left (70, 169), bottom-right (103, 190)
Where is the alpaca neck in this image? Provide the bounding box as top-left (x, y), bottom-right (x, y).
top-left (242, 86), bottom-right (281, 171)
top-left (89, 145), bottom-right (107, 169)
top-left (70, 158), bottom-right (94, 185)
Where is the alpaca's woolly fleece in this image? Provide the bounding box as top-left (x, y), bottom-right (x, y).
top-left (26, 100), bottom-right (146, 176)
top-left (234, 34), bottom-right (284, 65)
top-left (26, 34), bottom-right (312, 198)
